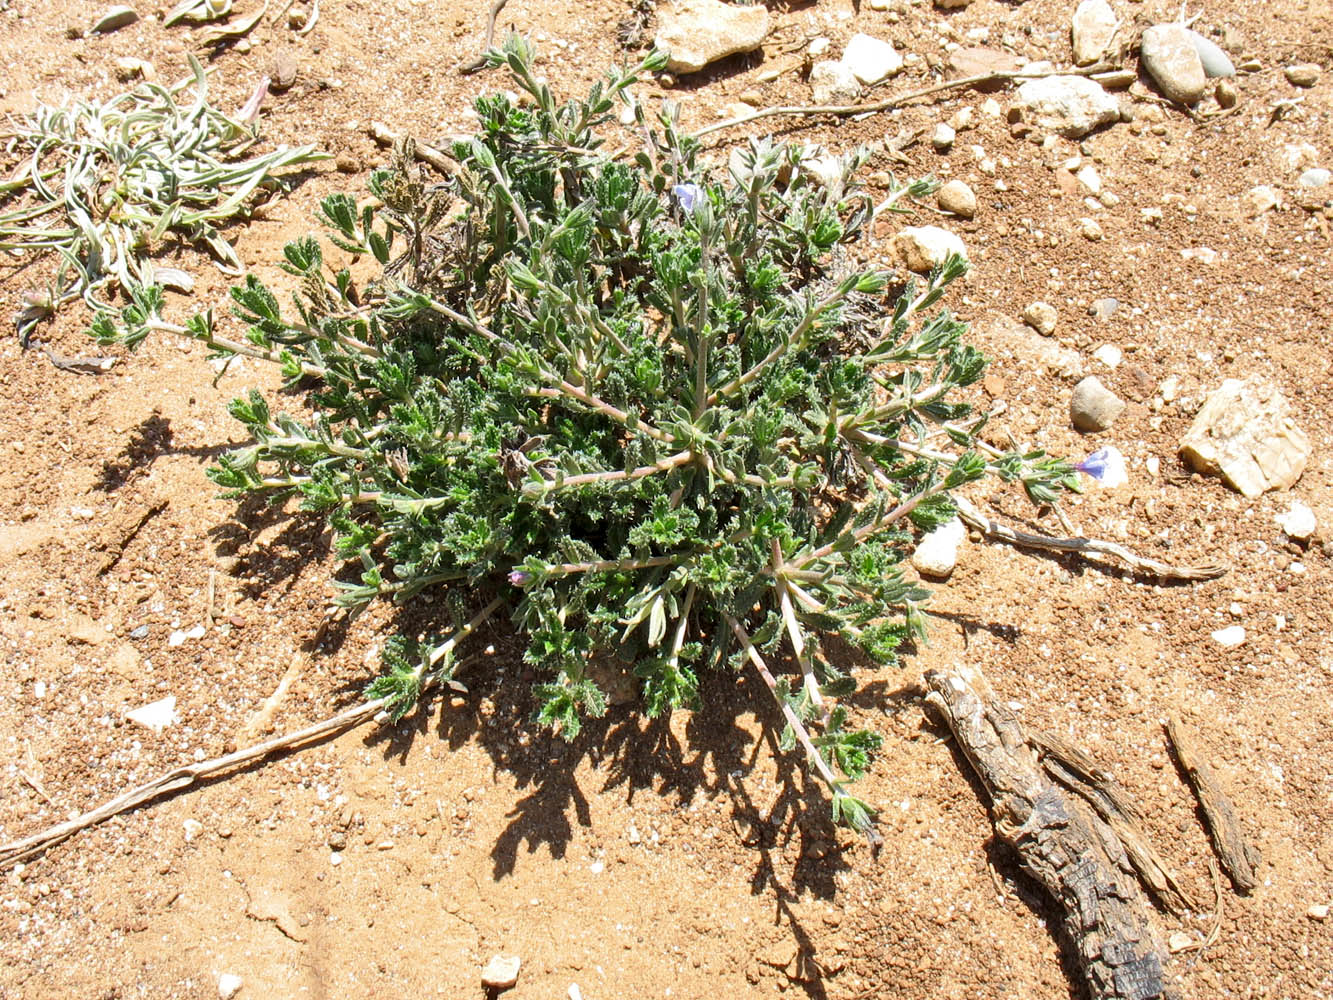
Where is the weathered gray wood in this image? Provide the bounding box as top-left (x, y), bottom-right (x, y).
top-left (925, 668), bottom-right (1169, 1000)
top-left (1165, 715), bottom-right (1260, 893)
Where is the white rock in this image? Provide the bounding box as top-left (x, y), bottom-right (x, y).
top-left (911, 518), bottom-right (966, 578)
top-left (931, 123), bottom-right (956, 151)
top-left (841, 33), bottom-right (902, 85)
top-left (1277, 502), bottom-right (1317, 541)
top-left (127, 695), bottom-right (179, 733)
top-left (1179, 376), bottom-right (1311, 498)
top-left (1015, 76), bottom-right (1119, 138)
top-left (482, 954), bottom-right (521, 989)
top-left (655, 0), bottom-right (770, 74)
top-left (1309, 904), bottom-right (1330, 921)
top-left (183, 818), bottom-right (204, 842)
top-left (1189, 30), bottom-right (1235, 78)
top-left (1093, 343), bottom-right (1122, 368)
top-left (935, 0), bottom-right (976, 8)
top-left (1071, 0), bottom-right (1117, 67)
top-left (1140, 24), bottom-right (1208, 103)
top-left (892, 226), bottom-right (967, 273)
top-left (1211, 625), bottom-right (1246, 649)
top-left (1298, 168), bottom-right (1331, 189)
top-left (809, 60), bottom-right (860, 104)
top-left (217, 973), bottom-right (243, 1000)
top-left (808, 36), bottom-right (831, 59)
top-left (1076, 164), bottom-right (1102, 195)
top-left (168, 629), bottom-right (187, 647)
top-left (1244, 185), bottom-right (1280, 216)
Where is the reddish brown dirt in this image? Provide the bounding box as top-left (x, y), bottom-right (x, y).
top-left (1, 1), bottom-right (1331, 998)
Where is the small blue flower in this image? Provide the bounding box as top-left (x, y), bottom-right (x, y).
top-left (1076, 446), bottom-right (1127, 488)
top-left (672, 182), bottom-right (703, 214)
top-left (508, 569), bottom-right (533, 587)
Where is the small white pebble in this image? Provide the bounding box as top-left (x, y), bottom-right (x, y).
top-left (217, 973), bottom-right (243, 1000)
top-left (330, 852), bottom-right (343, 866)
top-left (1211, 625), bottom-right (1246, 648)
top-left (1308, 904), bottom-right (1329, 921)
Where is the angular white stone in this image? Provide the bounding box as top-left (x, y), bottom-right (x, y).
top-left (911, 518), bottom-right (966, 578)
top-left (1071, 0), bottom-right (1117, 67)
top-left (891, 226), bottom-right (967, 273)
top-left (809, 60), bottom-right (861, 104)
top-left (127, 695), bottom-right (179, 733)
top-left (1179, 377), bottom-right (1311, 498)
top-left (1277, 502), bottom-right (1317, 541)
top-left (841, 33), bottom-right (903, 85)
top-left (482, 954), bottom-right (522, 990)
top-left (655, 0), bottom-right (770, 74)
top-left (1211, 625), bottom-right (1246, 649)
top-left (217, 973), bottom-right (243, 1000)
top-left (1015, 76), bottom-right (1119, 138)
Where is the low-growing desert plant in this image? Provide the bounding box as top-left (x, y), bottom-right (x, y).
top-left (92, 38), bottom-right (1077, 831)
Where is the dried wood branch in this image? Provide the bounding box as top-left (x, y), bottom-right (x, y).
top-left (955, 496), bottom-right (1227, 582)
top-left (1165, 715), bottom-right (1261, 893)
top-left (925, 668), bottom-right (1169, 1000)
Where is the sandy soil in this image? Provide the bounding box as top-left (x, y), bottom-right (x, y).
top-left (1, 1), bottom-right (1330, 997)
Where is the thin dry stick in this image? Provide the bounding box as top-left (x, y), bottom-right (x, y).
top-left (954, 496), bottom-right (1227, 582)
top-left (368, 121), bottom-right (459, 175)
top-left (458, 0), bottom-right (510, 74)
top-left (0, 697), bottom-right (385, 870)
top-left (694, 63), bottom-right (1121, 140)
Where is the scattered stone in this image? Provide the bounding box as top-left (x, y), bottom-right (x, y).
top-left (1309, 904), bottom-right (1330, 921)
top-left (948, 47), bottom-right (1022, 80)
top-left (183, 818), bottom-right (204, 842)
top-left (732, 815), bottom-right (763, 846)
top-left (869, 0), bottom-right (890, 8)
top-left (911, 518), bottom-right (966, 578)
top-left (130, 625), bottom-right (150, 640)
top-left (809, 60), bottom-right (860, 104)
top-left (1284, 63), bottom-right (1320, 88)
top-left (1189, 31), bottom-right (1235, 78)
top-left (1244, 185), bottom-right (1280, 216)
top-left (1141, 24), bottom-right (1208, 103)
top-left (1023, 301), bottom-right (1058, 335)
top-left (127, 695), bottom-right (180, 733)
top-left (841, 33), bottom-right (902, 85)
top-left (1088, 297), bottom-right (1118, 321)
top-left (1076, 164), bottom-right (1102, 195)
top-left (1215, 78), bottom-right (1238, 108)
top-left (217, 973), bottom-right (243, 1000)
top-left (808, 37), bottom-right (831, 60)
top-left (1179, 376), bottom-right (1311, 498)
top-left (626, 823), bottom-right (642, 845)
top-left (269, 51), bottom-right (299, 92)
top-left (931, 123), bottom-right (956, 152)
top-left (891, 226), bottom-right (967, 272)
top-left (1015, 76), bottom-right (1119, 138)
top-left (1079, 217), bottom-right (1104, 241)
top-left (937, 179), bottom-right (977, 218)
top-left (481, 954), bottom-right (522, 990)
top-left (935, 0), bottom-right (976, 7)
top-left (1277, 501), bottom-right (1317, 541)
top-left (1181, 246), bottom-right (1220, 265)
top-left (1168, 931), bottom-right (1195, 953)
top-left (1092, 343), bottom-right (1122, 368)
top-left (114, 57), bottom-right (154, 82)
top-left (654, 0), bottom-right (770, 74)
top-left (949, 106), bottom-right (976, 132)
top-left (1298, 168), bottom-right (1331, 189)
top-left (1070, 376), bottom-right (1125, 432)
top-left (1211, 625), bottom-right (1246, 649)
top-left (1071, 0), bottom-right (1117, 67)
top-left (90, 5), bottom-right (139, 34)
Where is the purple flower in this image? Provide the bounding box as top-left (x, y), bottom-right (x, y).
top-left (1076, 446), bottom-right (1127, 488)
top-left (672, 182), bottom-right (703, 214)
top-left (508, 569), bottom-right (533, 587)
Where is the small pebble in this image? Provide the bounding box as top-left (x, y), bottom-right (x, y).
top-left (182, 819), bottom-right (203, 842)
top-left (1211, 625), bottom-right (1246, 648)
top-left (1298, 168), bottom-right (1330, 189)
top-left (1215, 78), bottom-right (1237, 108)
top-left (1092, 343), bottom-right (1122, 368)
top-left (217, 973), bottom-right (243, 1000)
top-left (1309, 904), bottom-right (1330, 921)
top-left (931, 123), bottom-right (955, 152)
top-left (130, 625), bottom-right (150, 640)
top-left (1070, 376), bottom-right (1125, 432)
top-left (1284, 63), bottom-right (1320, 88)
top-left (1079, 217), bottom-right (1104, 241)
top-left (1277, 502), bottom-right (1317, 541)
top-left (482, 954), bottom-right (522, 990)
top-left (1023, 301), bottom-right (1058, 335)
top-left (1088, 297), bottom-right (1118, 321)
top-left (936, 179), bottom-right (977, 218)
top-left (911, 518), bottom-right (966, 578)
